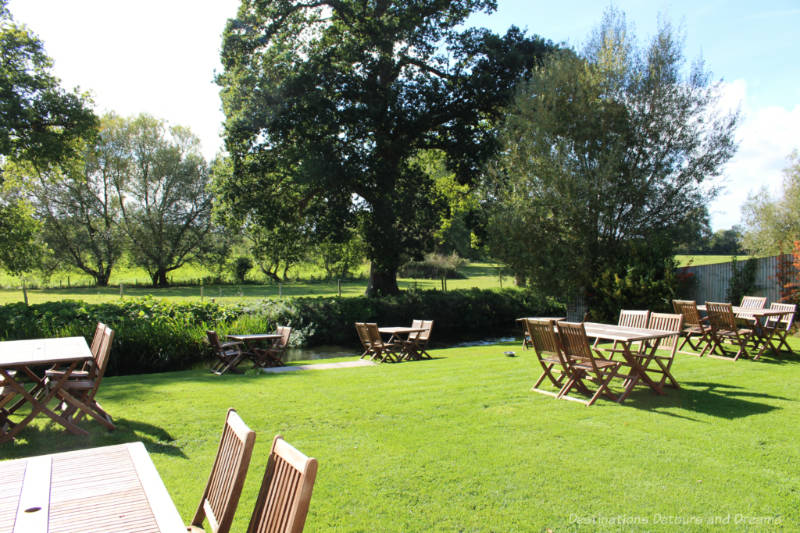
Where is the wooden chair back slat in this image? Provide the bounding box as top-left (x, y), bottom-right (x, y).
top-left (768, 302), bottom-right (796, 330)
top-left (365, 323), bottom-right (382, 345)
top-left (740, 296), bottom-right (767, 310)
top-left (672, 300), bottom-right (703, 327)
top-left (89, 326), bottom-right (114, 391)
top-left (192, 409), bottom-right (256, 533)
top-left (706, 302), bottom-right (736, 330)
top-left (647, 313), bottom-right (683, 350)
top-left (408, 319), bottom-right (423, 341)
top-left (275, 326), bottom-right (292, 348)
top-left (525, 319), bottom-right (561, 355)
top-left (247, 435), bottom-right (318, 533)
top-left (618, 310), bottom-right (650, 329)
top-left (556, 322), bottom-right (594, 361)
top-left (354, 323), bottom-right (370, 350)
top-left (418, 320), bottom-right (433, 342)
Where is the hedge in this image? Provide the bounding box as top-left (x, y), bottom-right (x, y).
top-left (0, 289), bottom-right (563, 376)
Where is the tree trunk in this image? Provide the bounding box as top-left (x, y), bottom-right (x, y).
top-left (366, 262), bottom-right (399, 296)
top-left (152, 269), bottom-right (169, 287)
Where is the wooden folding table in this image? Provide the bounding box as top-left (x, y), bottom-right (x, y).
top-left (582, 322), bottom-right (676, 403)
top-left (378, 327), bottom-right (426, 361)
top-left (0, 337), bottom-right (93, 442)
top-left (696, 305), bottom-right (789, 358)
top-left (0, 441), bottom-right (185, 532)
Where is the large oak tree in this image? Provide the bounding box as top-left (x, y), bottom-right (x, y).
top-left (217, 0), bottom-right (554, 295)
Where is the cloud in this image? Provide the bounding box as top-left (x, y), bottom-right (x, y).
top-left (708, 80), bottom-right (800, 230)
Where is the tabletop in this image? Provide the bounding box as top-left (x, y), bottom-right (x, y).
top-left (227, 333), bottom-right (282, 342)
top-left (0, 442), bottom-right (185, 533)
top-left (377, 327), bottom-right (426, 335)
top-left (695, 305), bottom-right (787, 317)
top-left (0, 337), bottom-right (91, 367)
top-left (582, 322), bottom-right (676, 343)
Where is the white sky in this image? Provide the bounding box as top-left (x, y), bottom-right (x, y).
top-left (8, 0), bottom-right (800, 231)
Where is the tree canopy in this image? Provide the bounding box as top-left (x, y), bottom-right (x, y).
top-left (484, 9), bottom-right (738, 316)
top-left (742, 151), bottom-right (800, 255)
top-left (0, 1), bottom-right (96, 275)
top-left (216, 0), bottom-right (554, 295)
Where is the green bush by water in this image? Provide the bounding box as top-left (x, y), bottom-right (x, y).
top-left (0, 288), bottom-right (563, 375)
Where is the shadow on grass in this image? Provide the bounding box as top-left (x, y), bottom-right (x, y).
top-left (621, 381), bottom-right (787, 420)
top-left (0, 416), bottom-right (185, 460)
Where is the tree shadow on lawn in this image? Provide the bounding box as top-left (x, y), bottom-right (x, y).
top-left (0, 416), bottom-right (185, 460)
top-left (621, 381), bottom-right (788, 421)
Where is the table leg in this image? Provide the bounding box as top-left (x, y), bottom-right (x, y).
top-left (617, 341), bottom-right (664, 403)
top-left (0, 364), bottom-right (89, 442)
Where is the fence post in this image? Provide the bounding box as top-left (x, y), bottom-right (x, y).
top-left (338, 279), bottom-right (341, 297)
top-left (22, 280), bottom-right (28, 306)
top-left (279, 283), bottom-right (282, 298)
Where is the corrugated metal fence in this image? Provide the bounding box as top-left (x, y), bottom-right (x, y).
top-left (678, 254), bottom-right (793, 304)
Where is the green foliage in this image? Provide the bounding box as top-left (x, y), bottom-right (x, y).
top-left (0, 288), bottom-right (560, 374)
top-left (485, 8), bottom-right (738, 311)
top-left (399, 252), bottom-right (467, 279)
top-left (115, 115), bottom-right (214, 287)
top-left (0, 2), bottom-right (95, 167)
top-left (217, 0), bottom-right (555, 294)
top-left (0, 195), bottom-right (42, 274)
top-left (726, 256), bottom-right (758, 304)
top-left (232, 255), bottom-right (252, 283)
top-left (742, 150), bottom-right (800, 255)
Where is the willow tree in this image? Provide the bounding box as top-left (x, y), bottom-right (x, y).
top-left (217, 0), bottom-right (554, 295)
top-left (485, 9), bottom-right (738, 317)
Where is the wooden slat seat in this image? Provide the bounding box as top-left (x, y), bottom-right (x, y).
top-left (525, 318), bottom-right (587, 400)
top-left (759, 302), bottom-right (796, 355)
top-left (601, 309), bottom-right (650, 355)
top-left (190, 408), bottom-right (256, 533)
top-left (356, 323), bottom-right (400, 363)
top-left (705, 302), bottom-right (753, 361)
top-left (672, 299), bottom-right (712, 356)
top-left (46, 325), bottom-right (116, 430)
top-left (403, 319), bottom-right (433, 360)
top-left (556, 322), bottom-right (623, 406)
top-left (207, 330), bottom-right (248, 375)
top-left (638, 312), bottom-right (683, 388)
top-left (247, 435), bottom-right (318, 533)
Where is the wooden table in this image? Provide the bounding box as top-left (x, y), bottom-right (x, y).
top-left (378, 327), bottom-right (426, 361)
top-left (582, 322), bottom-right (676, 403)
top-left (696, 305), bottom-right (790, 357)
top-left (227, 333), bottom-right (284, 366)
top-left (0, 337), bottom-right (93, 442)
top-left (0, 442), bottom-right (184, 532)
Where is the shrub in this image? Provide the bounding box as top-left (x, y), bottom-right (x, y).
top-left (0, 289), bottom-right (563, 375)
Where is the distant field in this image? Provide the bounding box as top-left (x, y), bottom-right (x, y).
top-left (0, 262), bottom-right (509, 305)
top-left (675, 254), bottom-right (750, 267)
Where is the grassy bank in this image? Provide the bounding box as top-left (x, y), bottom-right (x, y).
top-left (2, 339), bottom-right (798, 531)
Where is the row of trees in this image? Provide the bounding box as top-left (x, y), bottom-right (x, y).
top-left (6, 0), bottom-right (762, 313)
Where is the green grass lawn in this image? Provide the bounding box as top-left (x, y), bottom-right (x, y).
top-left (0, 262), bottom-right (507, 305)
top-left (2, 337), bottom-right (799, 531)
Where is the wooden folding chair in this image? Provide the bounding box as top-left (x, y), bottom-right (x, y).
top-left (672, 299), bottom-right (712, 357)
top-left (247, 435), bottom-right (318, 533)
top-left (556, 322), bottom-right (623, 406)
top-left (355, 323), bottom-right (372, 358)
top-left (207, 330), bottom-right (248, 375)
top-left (251, 327), bottom-right (291, 367)
top-left (705, 302), bottom-right (753, 361)
top-left (363, 323), bottom-right (400, 363)
top-left (0, 371), bottom-right (16, 431)
top-left (601, 309), bottom-right (650, 355)
top-left (525, 319), bottom-right (586, 400)
top-left (639, 313), bottom-right (683, 388)
top-left (760, 302), bottom-right (796, 355)
top-left (737, 295), bottom-right (767, 325)
top-left (404, 319), bottom-right (433, 360)
top-left (189, 408), bottom-right (256, 533)
top-left (46, 325), bottom-right (116, 430)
